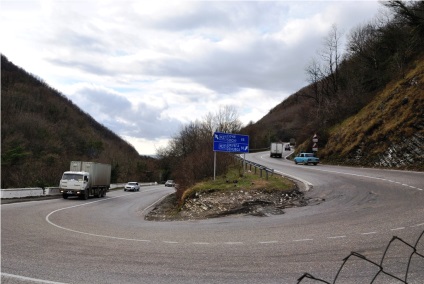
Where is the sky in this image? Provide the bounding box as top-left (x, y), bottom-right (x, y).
top-left (1, 0), bottom-right (384, 155)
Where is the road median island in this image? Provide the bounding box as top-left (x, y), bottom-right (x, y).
top-left (144, 167), bottom-right (321, 221)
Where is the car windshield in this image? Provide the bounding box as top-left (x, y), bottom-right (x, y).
top-left (128, 182), bottom-right (137, 185)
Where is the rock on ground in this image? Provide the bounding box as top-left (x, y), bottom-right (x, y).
top-left (144, 188), bottom-right (309, 221)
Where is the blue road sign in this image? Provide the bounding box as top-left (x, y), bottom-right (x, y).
top-left (213, 132), bottom-right (249, 153)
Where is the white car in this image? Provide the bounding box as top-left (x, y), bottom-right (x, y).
top-left (124, 182), bottom-right (140, 191)
top-left (165, 180), bottom-right (175, 187)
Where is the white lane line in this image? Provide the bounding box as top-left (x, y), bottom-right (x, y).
top-left (361, 231), bottom-right (377, 235)
top-left (45, 194), bottom-right (159, 243)
top-left (139, 192), bottom-right (173, 215)
top-left (411, 223), bottom-right (424, 227)
top-left (163, 241), bottom-right (179, 244)
top-left (327, 235), bottom-right (346, 239)
top-left (192, 242), bottom-right (210, 245)
top-left (259, 241), bottom-right (279, 244)
top-left (273, 169), bottom-right (313, 191)
top-left (391, 227), bottom-right (405, 231)
top-left (293, 239), bottom-right (313, 242)
top-left (1, 273), bottom-right (67, 284)
top-left (287, 165), bottom-right (423, 192)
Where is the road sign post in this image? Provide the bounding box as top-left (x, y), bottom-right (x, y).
top-left (213, 132), bottom-right (249, 180)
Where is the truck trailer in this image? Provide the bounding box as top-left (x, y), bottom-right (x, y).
top-left (270, 142), bottom-right (283, 158)
top-left (59, 161), bottom-right (111, 199)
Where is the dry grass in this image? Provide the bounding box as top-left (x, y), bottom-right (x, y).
top-left (180, 165), bottom-right (295, 205)
top-left (320, 54), bottom-right (424, 162)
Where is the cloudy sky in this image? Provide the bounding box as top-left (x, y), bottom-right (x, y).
top-left (1, 0), bottom-right (384, 155)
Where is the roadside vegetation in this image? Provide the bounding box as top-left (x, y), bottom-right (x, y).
top-left (180, 163), bottom-right (295, 206)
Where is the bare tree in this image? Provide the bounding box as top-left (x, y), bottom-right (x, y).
top-left (320, 24), bottom-right (343, 96)
top-left (158, 105), bottom-right (243, 201)
top-left (212, 105), bottom-right (243, 133)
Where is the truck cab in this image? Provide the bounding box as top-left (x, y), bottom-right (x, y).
top-left (60, 171), bottom-right (90, 199)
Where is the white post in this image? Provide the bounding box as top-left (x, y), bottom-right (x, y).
top-left (243, 153), bottom-right (246, 174)
top-left (214, 151), bottom-right (216, 180)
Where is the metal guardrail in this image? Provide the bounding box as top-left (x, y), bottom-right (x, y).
top-left (235, 155), bottom-right (275, 180)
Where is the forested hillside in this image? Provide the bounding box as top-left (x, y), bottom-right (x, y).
top-left (1, 55), bottom-right (159, 188)
top-left (242, 0), bottom-right (423, 170)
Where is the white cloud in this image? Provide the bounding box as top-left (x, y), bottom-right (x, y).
top-left (1, 0), bottom-right (383, 155)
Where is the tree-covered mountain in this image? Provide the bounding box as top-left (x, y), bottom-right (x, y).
top-left (1, 55), bottom-right (159, 188)
top-left (242, 0), bottom-right (423, 170)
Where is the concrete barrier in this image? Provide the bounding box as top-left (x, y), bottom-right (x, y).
top-left (44, 187), bottom-right (62, 196)
top-left (1, 188), bottom-right (44, 199)
top-left (1, 182), bottom-right (159, 199)
top-left (109, 182), bottom-right (158, 189)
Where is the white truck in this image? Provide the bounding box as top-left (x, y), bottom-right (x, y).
top-left (59, 161), bottom-right (111, 199)
top-left (270, 142), bottom-right (283, 158)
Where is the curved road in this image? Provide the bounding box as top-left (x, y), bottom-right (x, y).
top-left (2, 151), bottom-right (424, 283)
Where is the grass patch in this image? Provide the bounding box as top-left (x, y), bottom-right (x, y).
top-left (181, 165), bottom-right (295, 204)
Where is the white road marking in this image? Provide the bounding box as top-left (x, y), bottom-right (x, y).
top-left (361, 231), bottom-right (377, 235)
top-left (327, 235), bottom-right (346, 239)
top-left (1, 273), bottom-right (67, 284)
top-left (391, 227), bottom-right (405, 231)
top-left (163, 241), bottom-right (179, 244)
top-left (293, 239), bottom-right (313, 242)
top-left (310, 168), bottom-right (424, 191)
top-left (259, 241), bottom-right (279, 244)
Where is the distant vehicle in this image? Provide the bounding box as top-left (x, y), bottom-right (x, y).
top-left (60, 161), bottom-right (111, 199)
top-left (294, 153), bottom-right (319, 165)
top-left (284, 144), bottom-right (291, 151)
top-left (165, 180), bottom-right (175, 187)
top-left (124, 182), bottom-right (140, 191)
top-left (270, 142), bottom-right (283, 158)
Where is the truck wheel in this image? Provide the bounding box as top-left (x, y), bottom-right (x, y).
top-left (294, 161), bottom-right (298, 164)
top-left (63, 193), bottom-right (68, 199)
top-left (83, 189), bottom-right (88, 200)
top-left (102, 190), bottom-right (106, 197)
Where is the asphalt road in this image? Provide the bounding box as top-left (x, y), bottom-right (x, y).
top-left (2, 151), bottom-right (424, 284)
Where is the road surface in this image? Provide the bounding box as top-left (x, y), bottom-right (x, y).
top-left (2, 151), bottom-right (423, 283)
